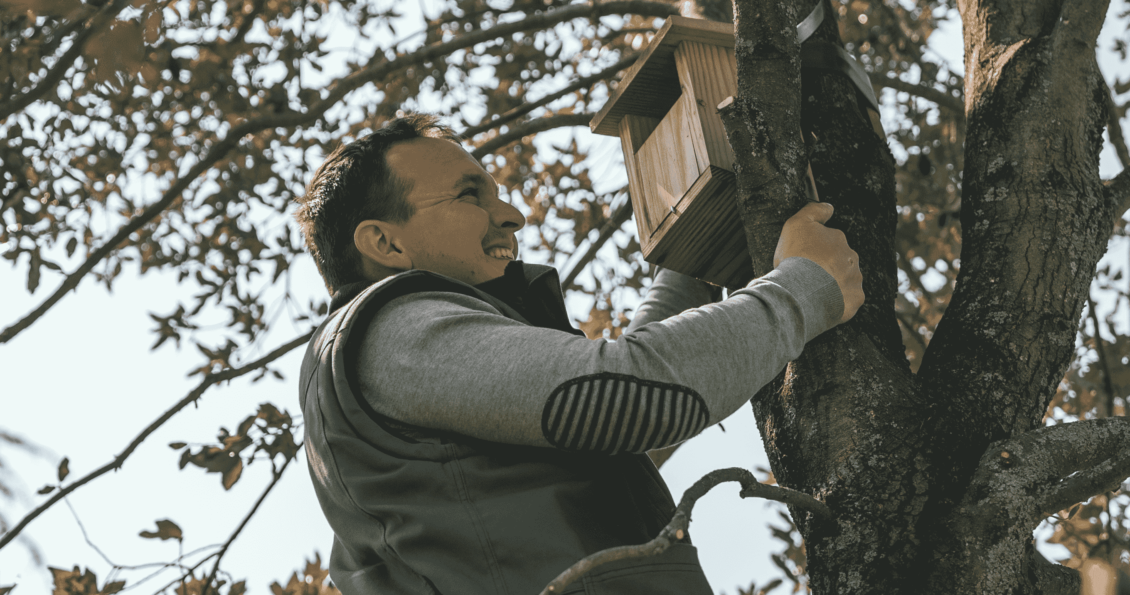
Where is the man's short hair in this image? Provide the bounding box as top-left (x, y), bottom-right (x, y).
top-left (295, 114), bottom-right (461, 294)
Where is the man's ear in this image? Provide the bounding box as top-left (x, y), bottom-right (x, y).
top-left (354, 220), bottom-right (412, 276)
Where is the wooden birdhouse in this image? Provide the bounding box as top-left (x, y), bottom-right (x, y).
top-left (590, 16), bottom-right (751, 290)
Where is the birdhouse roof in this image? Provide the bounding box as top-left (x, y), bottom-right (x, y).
top-left (590, 16), bottom-right (734, 137)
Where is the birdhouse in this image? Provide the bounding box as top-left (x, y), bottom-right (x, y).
top-left (590, 16), bottom-right (752, 290)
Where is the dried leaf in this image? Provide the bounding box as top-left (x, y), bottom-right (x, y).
top-left (169, 442), bottom-right (187, 449)
top-left (138, 518), bottom-right (182, 541)
top-left (37, 485), bottom-right (55, 495)
top-left (57, 457), bottom-right (69, 482)
top-left (221, 458), bottom-right (243, 490)
top-left (143, 8), bottom-right (163, 44)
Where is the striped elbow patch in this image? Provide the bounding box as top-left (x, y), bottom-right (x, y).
top-left (541, 373), bottom-right (709, 453)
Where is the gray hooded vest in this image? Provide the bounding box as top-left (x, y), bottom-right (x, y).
top-left (299, 263), bottom-right (714, 595)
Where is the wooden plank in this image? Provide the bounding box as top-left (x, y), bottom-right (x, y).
top-left (619, 115), bottom-right (661, 236)
top-left (642, 166), bottom-right (753, 289)
top-left (591, 17), bottom-right (734, 136)
top-left (674, 41), bottom-right (738, 171)
top-left (636, 93), bottom-right (705, 251)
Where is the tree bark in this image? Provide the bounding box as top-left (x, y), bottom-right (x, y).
top-left (724, 0), bottom-right (1118, 592)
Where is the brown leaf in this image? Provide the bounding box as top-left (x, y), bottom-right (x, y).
top-left (37, 485), bottom-right (55, 495)
top-left (49, 566), bottom-right (115, 595)
top-left (221, 458), bottom-right (243, 490)
top-left (138, 518), bottom-right (182, 541)
top-left (27, 251), bottom-right (41, 294)
top-left (57, 457), bottom-right (69, 482)
top-left (228, 581), bottom-right (246, 595)
top-left (143, 8), bottom-right (162, 44)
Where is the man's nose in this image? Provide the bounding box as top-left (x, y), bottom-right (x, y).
top-left (493, 193), bottom-right (525, 231)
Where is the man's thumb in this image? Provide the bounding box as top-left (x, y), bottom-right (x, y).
top-left (801, 202), bottom-right (834, 224)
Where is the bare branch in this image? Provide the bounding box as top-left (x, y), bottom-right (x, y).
top-left (470, 113), bottom-right (593, 159)
top-left (561, 192), bottom-right (632, 291)
top-left (463, 54), bottom-right (639, 139)
top-left (1105, 166), bottom-right (1130, 222)
top-left (960, 418), bottom-right (1130, 530)
top-left (0, 331), bottom-right (312, 550)
top-left (538, 467), bottom-right (830, 594)
top-left (1103, 80), bottom-right (1130, 168)
top-left (0, 0), bottom-right (132, 122)
top-left (1087, 295), bottom-right (1117, 418)
top-left (202, 456), bottom-right (293, 595)
top-left (0, 2), bottom-right (679, 344)
top-left (868, 72), bottom-right (965, 118)
top-left (1037, 450), bottom-right (1130, 517)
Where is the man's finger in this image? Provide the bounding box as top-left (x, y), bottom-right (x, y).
top-left (798, 202), bottom-right (834, 224)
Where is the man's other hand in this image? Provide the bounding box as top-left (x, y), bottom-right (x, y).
top-left (774, 202), bottom-right (864, 323)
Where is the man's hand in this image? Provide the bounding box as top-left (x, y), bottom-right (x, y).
top-left (774, 202), bottom-right (864, 323)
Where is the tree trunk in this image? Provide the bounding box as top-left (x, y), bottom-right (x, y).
top-left (723, 0), bottom-right (1118, 592)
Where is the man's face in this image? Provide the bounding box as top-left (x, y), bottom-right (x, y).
top-left (379, 137), bottom-right (525, 285)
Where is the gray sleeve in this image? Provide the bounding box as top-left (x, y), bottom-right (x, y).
top-left (356, 257), bottom-right (843, 454)
top-left (624, 267), bottom-right (721, 334)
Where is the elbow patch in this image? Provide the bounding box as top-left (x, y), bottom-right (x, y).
top-left (541, 372), bottom-right (709, 453)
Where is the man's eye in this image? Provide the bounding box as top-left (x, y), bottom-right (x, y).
top-left (458, 189), bottom-right (478, 199)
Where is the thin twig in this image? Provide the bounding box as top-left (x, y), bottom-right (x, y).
top-left (1087, 295), bottom-right (1117, 418)
top-left (0, 331), bottom-right (312, 550)
top-left (0, 1), bottom-right (678, 344)
top-left (538, 467), bottom-right (831, 594)
top-left (463, 54), bottom-right (639, 139)
top-left (470, 113), bottom-right (594, 159)
top-left (1104, 79), bottom-right (1130, 169)
top-left (202, 456), bottom-right (294, 595)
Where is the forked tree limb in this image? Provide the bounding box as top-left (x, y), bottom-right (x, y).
top-left (0, 1), bottom-right (679, 344)
top-left (0, 331), bottom-right (312, 551)
top-left (537, 467), bottom-right (830, 595)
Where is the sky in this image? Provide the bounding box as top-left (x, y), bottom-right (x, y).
top-left (2, 2), bottom-right (1129, 594)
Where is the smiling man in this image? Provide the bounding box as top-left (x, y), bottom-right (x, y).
top-left (294, 114), bottom-right (863, 595)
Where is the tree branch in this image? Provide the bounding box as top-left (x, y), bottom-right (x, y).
top-left (202, 455), bottom-right (293, 595)
top-left (469, 113), bottom-right (594, 159)
top-left (561, 192), bottom-right (632, 291)
top-left (463, 54), bottom-right (639, 139)
top-left (1037, 450), bottom-right (1130, 517)
top-left (1087, 295), bottom-right (1117, 418)
top-left (538, 467), bottom-right (830, 594)
top-left (868, 72), bottom-right (965, 118)
top-left (0, 331), bottom-right (312, 550)
top-left (1104, 80), bottom-right (1130, 169)
top-left (0, 0), bottom-right (133, 123)
top-left (959, 418), bottom-right (1130, 530)
top-left (0, 2), bottom-right (679, 344)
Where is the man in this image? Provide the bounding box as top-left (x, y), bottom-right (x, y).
top-left (294, 114), bottom-right (863, 595)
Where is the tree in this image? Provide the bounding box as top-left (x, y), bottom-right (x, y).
top-left (0, 0), bottom-right (1128, 592)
